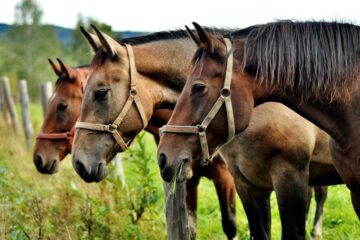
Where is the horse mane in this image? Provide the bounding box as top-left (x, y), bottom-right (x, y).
top-left (190, 25), bottom-right (259, 66)
top-left (120, 27), bottom-right (235, 45)
top-left (242, 20), bottom-right (360, 101)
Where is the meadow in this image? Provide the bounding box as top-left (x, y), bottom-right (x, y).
top-left (0, 104), bottom-right (359, 239)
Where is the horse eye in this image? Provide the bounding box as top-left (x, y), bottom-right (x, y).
top-left (191, 83), bottom-right (207, 95)
top-left (57, 102), bottom-right (68, 112)
top-left (94, 87), bottom-right (110, 101)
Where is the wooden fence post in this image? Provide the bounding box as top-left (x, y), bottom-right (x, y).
top-left (39, 81), bottom-right (53, 116)
top-left (1, 76), bottom-right (19, 132)
top-left (163, 182), bottom-right (192, 240)
top-left (0, 82), bottom-right (11, 124)
top-left (0, 81), bottom-right (3, 116)
top-left (19, 80), bottom-right (33, 148)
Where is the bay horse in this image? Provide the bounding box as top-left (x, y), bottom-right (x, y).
top-left (158, 22), bottom-right (360, 239)
top-left (33, 58), bottom-right (88, 174)
top-left (73, 26), bottom-right (341, 239)
top-left (33, 59), bottom-right (237, 238)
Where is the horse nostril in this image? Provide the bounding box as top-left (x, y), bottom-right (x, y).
top-left (158, 153), bottom-right (167, 171)
top-left (48, 159), bottom-right (57, 172)
top-left (75, 159), bottom-right (86, 175)
top-left (96, 162), bottom-right (103, 176)
top-left (182, 158), bottom-right (190, 165)
top-left (34, 155), bottom-right (43, 168)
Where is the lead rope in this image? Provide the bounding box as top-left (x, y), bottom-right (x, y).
top-left (159, 38), bottom-right (234, 165)
top-left (75, 44), bottom-right (148, 151)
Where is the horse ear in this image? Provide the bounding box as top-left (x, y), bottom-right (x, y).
top-left (80, 26), bottom-right (101, 52)
top-left (48, 58), bottom-right (62, 77)
top-left (185, 25), bottom-right (201, 46)
top-left (91, 24), bottom-right (120, 58)
top-left (56, 58), bottom-right (76, 80)
top-left (192, 22), bottom-right (214, 52)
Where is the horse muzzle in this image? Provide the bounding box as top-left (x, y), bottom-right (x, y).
top-left (73, 156), bottom-right (108, 183)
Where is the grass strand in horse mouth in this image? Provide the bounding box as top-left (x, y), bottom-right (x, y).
top-left (170, 161), bottom-right (184, 196)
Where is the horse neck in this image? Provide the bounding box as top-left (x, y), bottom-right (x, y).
top-left (257, 87), bottom-right (358, 150)
top-left (132, 38), bottom-right (197, 109)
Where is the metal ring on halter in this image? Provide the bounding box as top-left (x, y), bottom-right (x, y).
top-left (66, 132), bottom-right (73, 138)
top-left (108, 124), bottom-right (118, 132)
top-left (130, 88), bottom-right (137, 97)
top-left (220, 88), bottom-right (231, 98)
top-left (196, 125), bottom-right (206, 133)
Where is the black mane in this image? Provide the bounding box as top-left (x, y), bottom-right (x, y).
top-left (242, 20), bottom-right (360, 101)
top-left (121, 27), bottom-right (235, 45)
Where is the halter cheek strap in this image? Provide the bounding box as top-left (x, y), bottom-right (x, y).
top-left (159, 38), bottom-right (234, 165)
top-left (75, 44), bottom-right (148, 151)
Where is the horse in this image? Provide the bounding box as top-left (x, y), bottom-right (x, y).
top-left (33, 59), bottom-right (237, 238)
top-left (157, 22), bottom-right (360, 239)
top-left (73, 26), bottom-right (341, 239)
top-left (33, 58), bottom-right (88, 174)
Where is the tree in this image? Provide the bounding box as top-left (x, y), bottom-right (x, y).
top-left (0, 0), bottom-right (61, 99)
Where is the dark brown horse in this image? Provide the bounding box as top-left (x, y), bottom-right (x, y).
top-left (73, 26), bottom-right (342, 239)
top-left (34, 52), bottom-right (237, 239)
top-left (158, 22), bottom-right (360, 239)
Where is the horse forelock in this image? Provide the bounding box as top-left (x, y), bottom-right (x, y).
top-left (242, 20), bottom-right (360, 101)
top-left (55, 65), bottom-right (89, 87)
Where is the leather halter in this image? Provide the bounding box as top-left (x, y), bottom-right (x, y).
top-left (36, 68), bottom-right (87, 154)
top-left (36, 127), bottom-right (75, 153)
top-left (159, 38), bottom-right (235, 165)
top-left (75, 44), bottom-right (148, 151)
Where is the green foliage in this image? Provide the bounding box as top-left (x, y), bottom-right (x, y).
top-left (122, 133), bottom-right (159, 224)
top-left (0, 106), bottom-right (165, 239)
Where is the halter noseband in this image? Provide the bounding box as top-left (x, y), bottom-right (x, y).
top-left (36, 68), bottom-right (87, 155)
top-left (75, 44), bottom-right (148, 151)
top-left (159, 38), bottom-right (235, 165)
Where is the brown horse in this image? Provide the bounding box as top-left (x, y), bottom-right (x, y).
top-left (157, 22), bottom-right (360, 239)
top-left (33, 59), bottom-right (88, 174)
top-left (34, 57), bottom-right (237, 238)
top-left (73, 27), bottom-right (341, 239)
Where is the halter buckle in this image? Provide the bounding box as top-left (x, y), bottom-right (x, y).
top-left (108, 123), bottom-right (118, 132)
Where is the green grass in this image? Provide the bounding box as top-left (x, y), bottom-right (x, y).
top-left (0, 103), bottom-right (359, 239)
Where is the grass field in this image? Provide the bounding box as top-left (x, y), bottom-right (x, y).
top-left (0, 103), bottom-right (359, 239)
